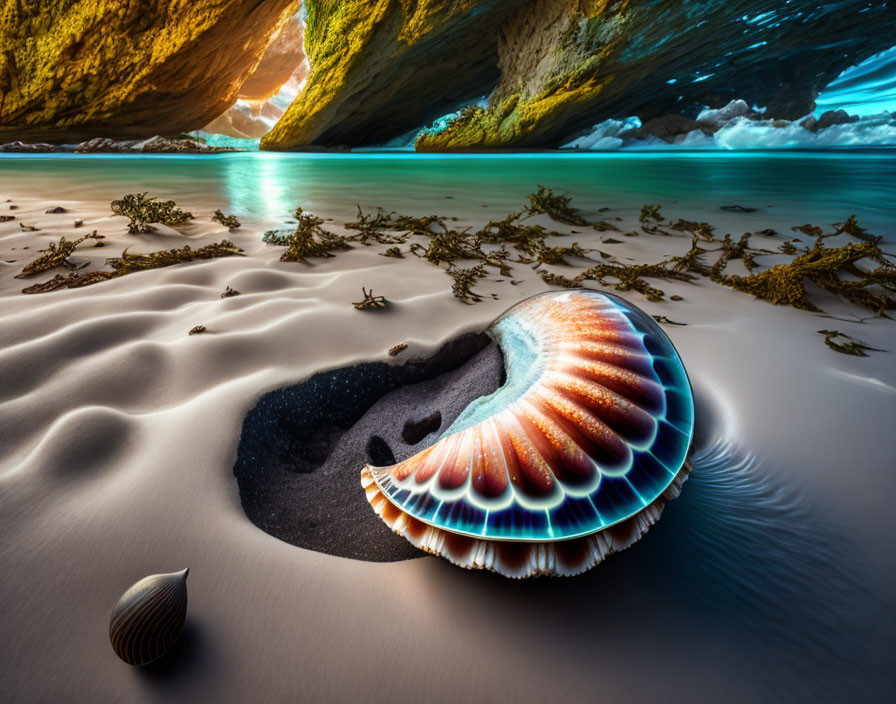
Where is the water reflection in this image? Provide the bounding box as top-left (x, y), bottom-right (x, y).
top-left (3, 151), bottom-right (895, 233)
top-left (223, 153), bottom-right (294, 219)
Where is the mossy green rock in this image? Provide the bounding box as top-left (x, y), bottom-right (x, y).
top-left (265, 0), bottom-right (896, 151)
top-left (0, 0), bottom-right (298, 143)
top-left (3, 0), bottom-right (892, 149)
top-left (418, 0), bottom-right (896, 150)
top-left (261, 0), bottom-right (525, 150)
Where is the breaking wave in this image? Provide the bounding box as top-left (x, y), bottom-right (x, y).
top-left (713, 113), bottom-right (896, 149)
top-left (564, 111), bottom-right (896, 151)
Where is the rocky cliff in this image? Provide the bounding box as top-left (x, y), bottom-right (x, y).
top-left (262, 0), bottom-right (896, 151)
top-left (201, 14), bottom-right (308, 141)
top-left (0, 0), bottom-right (299, 143)
top-left (2, 1), bottom-right (892, 150)
top-left (418, 0), bottom-right (896, 150)
top-left (238, 15), bottom-right (307, 102)
top-left (260, 0), bottom-right (527, 150)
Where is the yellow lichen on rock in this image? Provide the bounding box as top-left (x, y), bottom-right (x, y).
top-left (264, 0), bottom-right (896, 151)
top-left (397, 0), bottom-right (483, 44)
top-left (5, 0), bottom-right (891, 149)
top-left (238, 15), bottom-right (308, 102)
top-left (417, 0), bottom-right (625, 150)
top-left (261, 0), bottom-right (521, 150)
top-left (0, 0), bottom-right (299, 142)
top-left (261, 0), bottom-right (394, 150)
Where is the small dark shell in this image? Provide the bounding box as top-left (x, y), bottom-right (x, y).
top-left (109, 568), bottom-right (189, 666)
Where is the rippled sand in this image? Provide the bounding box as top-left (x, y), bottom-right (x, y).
top-left (1, 189), bottom-right (894, 702)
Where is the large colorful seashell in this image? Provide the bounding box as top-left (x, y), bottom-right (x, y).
top-left (362, 290), bottom-right (694, 577)
top-left (109, 568), bottom-right (189, 666)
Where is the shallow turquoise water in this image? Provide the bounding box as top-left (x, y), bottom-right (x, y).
top-left (1, 150), bottom-right (894, 235)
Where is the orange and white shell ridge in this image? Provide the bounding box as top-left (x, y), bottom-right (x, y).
top-left (365, 290), bottom-right (694, 544)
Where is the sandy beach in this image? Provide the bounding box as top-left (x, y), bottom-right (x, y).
top-left (2, 185), bottom-right (895, 702)
top-left (3, 0), bottom-right (895, 698)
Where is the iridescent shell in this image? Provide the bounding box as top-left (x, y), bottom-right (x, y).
top-left (362, 290), bottom-right (694, 577)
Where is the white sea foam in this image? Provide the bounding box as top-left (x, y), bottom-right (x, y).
top-left (565, 106), bottom-right (896, 151)
top-left (562, 116), bottom-right (641, 150)
top-left (696, 99), bottom-right (754, 123)
top-left (713, 113), bottom-right (896, 149)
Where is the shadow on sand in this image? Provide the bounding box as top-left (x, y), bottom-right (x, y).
top-left (419, 390), bottom-right (894, 700)
top-left (137, 620), bottom-right (219, 693)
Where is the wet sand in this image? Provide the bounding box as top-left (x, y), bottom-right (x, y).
top-left (1, 191), bottom-right (894, 702)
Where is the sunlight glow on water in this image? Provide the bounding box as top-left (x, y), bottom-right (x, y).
top-left (1, 151), bottom-right (894, 235)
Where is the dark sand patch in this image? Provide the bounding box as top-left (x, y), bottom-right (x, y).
top-left (233, 333), bottom-right (505, 562)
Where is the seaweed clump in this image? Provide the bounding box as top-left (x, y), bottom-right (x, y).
top-left (104, 241), bottom-right (243, 272)
top-left (261, 228), bottom-right (291, 245)
top-left (347, 197), bottom-right (589, 301)
top-left (353, 287), bottom-right (387, 310)
top-left (668, 236), bottom-right (712, 277)
top-left (280, 208), bottom-right (351, 263)
top-left (478, 212), bottom-right (569, 265)
top-left (710, 233), bottom-right (762, 275)
top-left (525, 186), bottom-right (588, 226)
top-left (262, 192), bottom-right (587, 303)
top-left (212, 210), bottom-right (241, 230)
top-left (345, 207), bottom-right (412, 245)
top-left (22, 240), bottom-right (243, 294)
top-left (271, 188), bottom-right (591, 303)
top-left (408, 226), bottom-right (484, 265)
top-left (669, 218), bottom-right (716, 242)
top-left (833, 215), bottom-right (880, 244)
top-left (448, 264), bottom-right (488, 304)
top-left (15, 231), bottom-right (103, 278)
top-left (111, 193), bottom-right (194, 233)
top-left (541, 261), bottom-right (694, 302)
top-left (639, 204), bottom-right (669, 235)
top-left (652, 315), bottom-right (687, 326)
top-left (259, 188), bottom-right (895, 321)
top-left (715, 239), bottom-right (896, 314)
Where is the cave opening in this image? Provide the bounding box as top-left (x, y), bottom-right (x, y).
top-left (196, 5), bottom-right (310, 147)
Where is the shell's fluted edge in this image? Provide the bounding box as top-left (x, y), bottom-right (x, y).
top-left (362, 461), bottom-right (691, 578)
top-left (109, 569), bottom-right (189, 666)
top-left (367, 289), bottom-right (695, 543)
